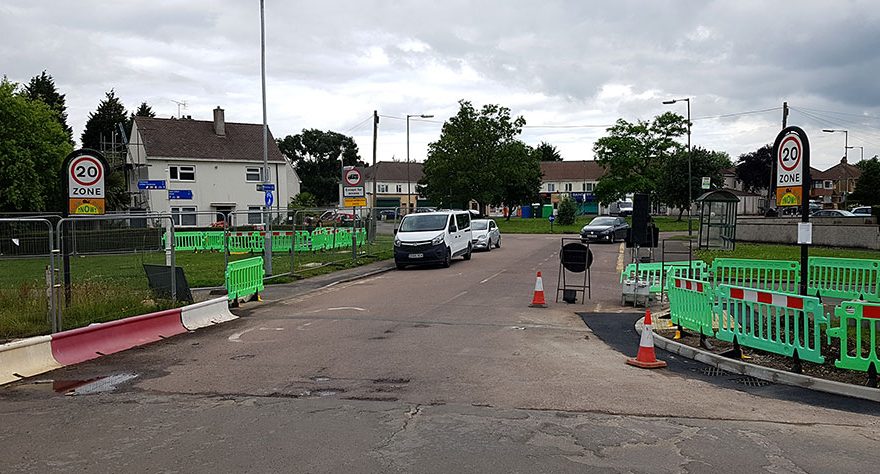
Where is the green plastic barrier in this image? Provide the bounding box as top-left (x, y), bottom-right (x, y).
top-left (225, 256), bottom-right (265, 301)
top-left (271, 232), bottom-right (293, 252)
top-left (827, 301), bottom-right (880, 372)
top-left (808, 257), bottom-right (880, 302)
top-left (204, 231), bottom-right (225, 251)
top-left (311, 228), bottom-right (330, 251)
top-left (714, 284), bottom-right (826, 363)
top-left (667, 275), bottom-right (715, 336)
top-left (294, 231), bottom-right (311, 252)
top-left (167, 231), bottom-right (204, 251)
top-left (620, 260), bottom-right (707, 295)
top-left (711, 258), bottom-right (800, 293)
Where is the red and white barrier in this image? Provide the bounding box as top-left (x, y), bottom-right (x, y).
top-left (674, 278), bottom-right (704, 293)
top-left (0, 335), bottom-right (61, 385)
top-left (180, 296), bottom-right (238, 330)
top-left (729, 287), bottom-right (803, 310)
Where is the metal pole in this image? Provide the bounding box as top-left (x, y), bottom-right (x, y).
top-left (169, 218), bottom-right (176, 302)
top-left (260, 0), bottom-right (272, 276)
top-left (406, 114), bottom-right (411, 214)
top-left (687, 98), bottom-right (692, 237)
top-left (371, 110), bottom-right (378, 243)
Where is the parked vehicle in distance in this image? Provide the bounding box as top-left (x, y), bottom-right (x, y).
top-left (811, 209), bottom-right (857, 217)
top-left (609, 201), bottom-right (634, 217)
top-left (378, 209), bottom-right (400, 220)
top-left (470, 219), bottom-right (501, 251)
top-left (580, 216), bottom-right (629, 243)
top-left (851, 206), bottom-right (872, 216)
top-left (394, 210), bottom-right (472, 269)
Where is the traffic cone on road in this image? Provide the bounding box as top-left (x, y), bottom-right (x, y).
top-left (529, 271), bottom-right (547, 308)
top-left (626, 309), bottom-right (667, 369)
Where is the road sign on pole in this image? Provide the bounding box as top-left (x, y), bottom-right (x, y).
top-left (265, 190), bottom-right (274, 207)
top-left (775, 132), bottom-right (805, 207)
top-left (63, 149), bottom-right (108, 215)
top-left (138, 180), bottom-right (166, 190)
top-left (343, 166), bottom-right (363, 186)
top-left (701, 177), bottom-right (711, 189)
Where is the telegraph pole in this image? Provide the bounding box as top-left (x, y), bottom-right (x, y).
top-left (371, 110), bottom-right (378, 243)
top-left (260, 0), bottom-right (272, 275)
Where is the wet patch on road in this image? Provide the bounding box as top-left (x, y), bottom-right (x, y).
top-left (14, 373), bottom-right (139, 396)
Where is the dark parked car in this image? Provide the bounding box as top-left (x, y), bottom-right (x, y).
top-left (379, 209), bottom-right (400, 220)
top-left (580, 216), bottom-right (629, 243)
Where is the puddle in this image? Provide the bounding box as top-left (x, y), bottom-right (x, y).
top-left (27, 373), bottom-right (139, 396)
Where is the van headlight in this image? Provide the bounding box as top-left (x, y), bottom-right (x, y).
top-left (431, 234), bottom-right (444, 246)
top-left (477, 234), bottom-right (487, 241)
top-left (394, 238), bottom-right (401, 247)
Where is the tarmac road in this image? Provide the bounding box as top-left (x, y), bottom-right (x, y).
top-left (1, 234), bottom-right (879, 473)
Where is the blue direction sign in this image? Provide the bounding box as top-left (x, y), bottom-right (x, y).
top-left (264, 190), bottom-right (274, 207)
top-left (549, 215), bottom-right (556, 223)
top-left (137, 179), bottom-right (166, 190)
top-left (168, 189), bottom-right (193, 200)
top-left (256, 183), bottom-right (275, 192)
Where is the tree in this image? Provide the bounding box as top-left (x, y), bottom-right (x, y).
top-left (850, 156), bottom-right (880, 206)
top-left (276, 129), bottom-right (362, 206)
top-left (81, 90), bottom-right (130, 210)
top-left (420, 100), bottom-right (539, 212)
top-left (0, 79), bottom-right (72, 211)
top-left (593, 112), bottom-right (687, 205)
top-left (536, 141), bottom-right (562, 161)
top-left (556, 196), bottom-right (577, 225)
top-left (20, 70), bottom-right (73, 143)
top-left (133, 102), bottom-right (155, 118)
top-left (657, 147), bottom-right (732, 220)
top-left (735, 144), bottom-right (773, 193)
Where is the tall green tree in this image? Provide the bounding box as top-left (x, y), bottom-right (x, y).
top-left (420, 100), bottom-right (539, 212)
top-left (20, 70), bottom-right (73, 143)
top-left (657, 147), bottom-right (732, 220)
top-left (81, 90), bottom-right (130, 210)
top-left (536, 141), bottom-right (562, 161)
top-left (593, 112), bottom-right (687, 205)
top-left (276, 129), bottom-right (362, 206)
top-left (850, 156), bottom-right (880, 206)
top-left (133, 101), bottom-right (155, 118)
top-left (0, 79), bottom-right (72, 211)
top-left (735, 144), bottom-right (773, 193)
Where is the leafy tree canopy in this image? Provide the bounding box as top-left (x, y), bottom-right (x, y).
top-left (81, 89), bottom-right (128, 151)
top-left (536, 141), bottom-right (562, 161)
top-left (0, 79), bottom-right (72, 211)
top-left (735, 144), bottom-right (772, 193)
top-left (419, 100), bottom-right (539, 211)
top-left (276, 129), bottom-right (362, 206)
top-left (850, 156), bottom-right (880, 206)
top-left (21, 70), bottom-right (73, 143)
top-left (133, 101), bottom-right (155, 119)
top-left (556, 196), bottom-right (577, 225)
top-left (657, 147), bottom-right (732, 220)
top-left (593, 112), bottom-right (687, 204)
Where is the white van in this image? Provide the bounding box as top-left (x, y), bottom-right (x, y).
top-left (394, 210), bottom-right (472, 269)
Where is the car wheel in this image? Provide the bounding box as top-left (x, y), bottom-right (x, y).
top-left (396, 262), bottom-right (406, 270)
top-left (485, 240), bottom-right (491, 252)
top-left (495, 237), bottom-right (501, 248)
top-left (464, 244), bottom-right (472, 260)
top-left (442, 248), bottom-right (451, 268)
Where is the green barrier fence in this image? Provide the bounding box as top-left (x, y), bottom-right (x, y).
top-left (808, 257), bottom-right (880, 302)
top-left (667, 275), bottom-right (715, 336)
top-left (161, 227), bottom-right (367, 254)
top-left (295, 231), bottom-right (310, 252)
top-left (714, 284), bottom-right (826, 363)
top-left (827, 301), bottom-right (880, 372)
top-left (620, 260), bottom-right (708, 295)
top-left (711, 258), bottom-right (800, 293)
top-left (225, 256), bottom-right (265, 301)
top-left (271, 232), bottom-right (293, 252)
top-left (204, 232), bottom-right (225, 251)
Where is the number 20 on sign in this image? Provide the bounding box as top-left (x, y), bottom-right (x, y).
top-left (774, 128), bottom-right (809, 207)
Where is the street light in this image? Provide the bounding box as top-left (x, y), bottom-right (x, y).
top-left (662, 98), bottom-right (692, 236)
top-left (823, 129), bottom-right (849, 207)
top-left (406, 114), bottom-right (433, 214)
top-left (847, 145), bottom-right (864, 162)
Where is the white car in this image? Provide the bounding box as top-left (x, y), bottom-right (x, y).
top-left (852, 206), bottom-right (872, 216)
top-left (470, 219), bottom-right (501, 251)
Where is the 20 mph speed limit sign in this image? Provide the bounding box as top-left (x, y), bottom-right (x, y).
top-left (773, 127), bottom-right (810, 208)
top-left (63, 149), bottom-right (108, 215)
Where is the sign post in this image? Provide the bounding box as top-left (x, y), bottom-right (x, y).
top-left (342, 166), bottom-right (365, 256)
top-left (773, 126), bottom-right (811, 296)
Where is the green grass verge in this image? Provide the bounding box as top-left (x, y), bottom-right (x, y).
top-left (696, 243), bottom-right (880, 264)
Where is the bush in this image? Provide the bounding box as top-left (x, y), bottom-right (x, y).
top-left (556, 197), bottom-right (577, 225)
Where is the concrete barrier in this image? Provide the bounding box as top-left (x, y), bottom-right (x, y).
top-left (180, 297), bottom-right (238, 331)
top-left (736, 217), bottom-right (880, 250)
top-left (0, 336), bottom-right (61, 385)
top-left (50, 308), bottom-right (186, 366)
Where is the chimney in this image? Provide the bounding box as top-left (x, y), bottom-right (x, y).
top-left (213, 107), bottom-right (225, 136)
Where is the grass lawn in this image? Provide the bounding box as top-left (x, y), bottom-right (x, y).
top-left (0, 236), bottom-right (393, 340)
top-left (495, 215), bottom-right (699, 234)
top-left (696, 243), bottom-right (880, 264)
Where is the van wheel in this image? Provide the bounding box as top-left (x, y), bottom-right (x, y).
top-left (396, 262), bottom-right (406, 270)
top-left (464, 244), bottom-right (472, 260)
top-left (442, 248), bottom-right (451, 268)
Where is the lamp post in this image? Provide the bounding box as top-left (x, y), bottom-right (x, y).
top-left (847, 145), bottom-right (864, 162)
top-left (823, 129), bottom-right (848, 207)
top-left (406, 114), bottom-right (433, 214)
top-left (662, 98), bottom-right (692, 236)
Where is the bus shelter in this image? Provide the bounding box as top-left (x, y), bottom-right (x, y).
top-left (695, 190), bottom-right (739, 250)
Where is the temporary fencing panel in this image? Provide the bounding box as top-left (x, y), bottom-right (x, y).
top-left (667, 276), bottom-right (715, 336)
top-left (271, 232), bottom-right (293, 252)
top-left (294, 231), bottom-right (311, 252)
top-left (827, 302), bottom-right (880, 372)
top-left (711, 258), bottom-right (800, 293)
top-left (620, 260), bottom-right (708, 295)
top-left (204, 232), bottom-right (226, 251)
top-left (715, 284), bottom-right (826, 363)
top-left (225, 257), bottom-right (264, 301)
top-left (808, 257), bottom-right (880, 302)
top-left (174, 232), bottom-right (205, 251)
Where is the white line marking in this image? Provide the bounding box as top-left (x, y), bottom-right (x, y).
top-left (297, 322), bottom-right (313, 331)
top-left (326, 307), bottom-right (366, 312)
top-left (228, 326), bottom-right (283, 342)
top-left (480, 270), bottom-right (505, 284)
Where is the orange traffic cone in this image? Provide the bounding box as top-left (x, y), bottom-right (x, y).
top-left (529, 271), bottom-right (547, 308)
top-left (626, 309), bottom-right (667, 369)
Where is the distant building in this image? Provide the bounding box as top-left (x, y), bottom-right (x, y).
top-left (127, 107), bottom-right (300, 226)
top-left (360, 161), bottom-right (426, 211)
top-left (537, 161), bottom-right (606, 214)
top-left (810, 157), bottom-right (861, 209)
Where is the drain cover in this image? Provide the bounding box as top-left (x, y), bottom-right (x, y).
top-left (734, 376), bottom-right (772, 387)
top-left (700, 366), bottom-right (729, 377)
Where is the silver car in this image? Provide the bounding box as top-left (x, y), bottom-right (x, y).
top-left (470, 219), bottom-right (501, 251)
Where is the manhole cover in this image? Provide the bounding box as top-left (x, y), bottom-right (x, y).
top-left (734, 376), bottom-right (772, 387)
top-left (700, 366), bottom-right (729, 377)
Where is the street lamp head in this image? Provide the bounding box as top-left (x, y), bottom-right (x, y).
top-left (420, 114), bottom-right (434, 119)
top-left (662, 100), bottom-right (677, 105)
top-left (822, 129), bottom-right (844, 133)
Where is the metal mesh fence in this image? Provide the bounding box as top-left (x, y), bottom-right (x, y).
top-left (0, 218), bottom-right (57, 340)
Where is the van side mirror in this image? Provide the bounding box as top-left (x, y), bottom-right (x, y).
top-left (393, 228), bottom-right (398, 235)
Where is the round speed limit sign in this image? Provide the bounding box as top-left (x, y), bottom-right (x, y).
top-left (776, 134), bottom-right (803, 186)
top-left (68, 155), bottom-right (106, 198)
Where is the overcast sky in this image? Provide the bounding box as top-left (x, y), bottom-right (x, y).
top-left (3, 0), bottom-right (880, 170)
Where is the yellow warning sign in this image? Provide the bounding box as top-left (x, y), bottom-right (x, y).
top-left (343, 197), bottom-right (367, 207)
top-left (69, 198), bottom-right (105, 215)
top-left (776, 187), bottom-right (802, 207)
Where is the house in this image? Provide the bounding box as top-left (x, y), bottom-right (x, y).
top-left (810, 157), bottom-right (861, 209)
top-left (719, 167), bottom-right (768, 215)
top-left (126, 107), bottom-right (300, 227)
top-left (360, 161), bottom-right (426, 211)
top-left (538, 161), bottom-right (606, 214)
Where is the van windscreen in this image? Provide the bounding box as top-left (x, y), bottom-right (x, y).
top-left (400, 214), bottom-right (448, 232)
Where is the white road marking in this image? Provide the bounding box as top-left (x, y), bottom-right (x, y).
top-left (326, 307), bottom-right (366, 312)
top-left (480, 270), bottom-right (505, 284)
top-left (296, 322), bottom-right (313, 331)
top-left (616, 243), bottom-right (625, 274)
top-left (228, 326), bottom-right (283, 343)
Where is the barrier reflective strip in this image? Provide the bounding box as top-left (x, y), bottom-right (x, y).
top-left (674, 278), bottom-right (704, 292)
top-left (865, 305), bottom-right (880, 319)
top-left (729, 287), bottom-right (802, 310)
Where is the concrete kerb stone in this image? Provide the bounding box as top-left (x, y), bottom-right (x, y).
top-left (637, 311), bottom-right (880, 403)
top-left (0, 335), bottom-right (61, 385)
top-left (181, 296), bottom-right (238, 331)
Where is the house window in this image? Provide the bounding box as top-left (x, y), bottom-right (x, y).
top-left (246, 166), bottom-right (263, 182)
top-left (170, 165), bottom-right (195, 181)
top-left (171, 207), bottom-right (197, 227)
top-left (378, 184), bottom-right (388, 193)
top-left (547, 183), bottom-right (556, 192)
top-left (396, 184), bottom-right (403, 193)
top-left (248, 206), bottom-right (264, 225)
top-left (584, 182), bottom-right (595, 192)
top-left (813, 181), bottom-right (823, 189)
top-left (564, 183), bottom-right (573, 192)
top-left (824, 180), bottom-right (833, 189)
